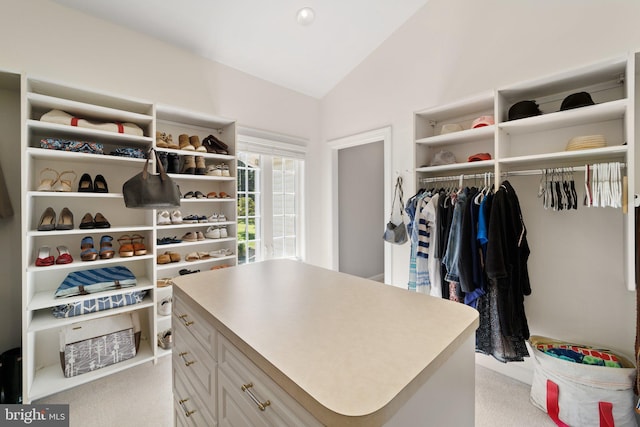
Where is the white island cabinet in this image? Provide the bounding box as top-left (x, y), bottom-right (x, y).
top-left (171, 259), bottom-right (479, 427)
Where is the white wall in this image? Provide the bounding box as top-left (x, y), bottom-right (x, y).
top-left (319, 0), bottom-right (640, 377)
top-left (0, 0), bottom-right (321, 353)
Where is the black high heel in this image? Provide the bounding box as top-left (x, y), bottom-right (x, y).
top-left (78, 173), bottom-right (93, 192)
top-left (93, 174), bottom-right (109, 193)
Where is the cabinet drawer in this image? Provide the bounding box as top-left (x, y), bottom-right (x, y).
top-left (218, 368), bottom-right (271, 427)
top-left (218, 336), bottom-right (322, 427)
top-left (172, 325), bottom-right (217, 401)
top-left (173, 294), bottom-right (217, 359)
top-left (173, 366), bottom-right (217, 427)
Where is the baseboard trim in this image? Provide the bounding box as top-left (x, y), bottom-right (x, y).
top-left (367, 273), bottom-right (384, 282)
top-left (475, 351), bottom-right (535, 385)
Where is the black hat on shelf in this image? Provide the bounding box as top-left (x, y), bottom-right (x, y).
top-left (560, 91), bottom-right (595, 111)
top-left (508, 100), bottom-right (542, 121)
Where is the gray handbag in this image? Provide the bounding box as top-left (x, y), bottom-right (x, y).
top-left (122, 148), bottom-right (181, 209)
top-left (383, 176), bottom-right (408, 244)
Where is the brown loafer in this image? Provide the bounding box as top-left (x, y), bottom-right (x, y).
top-left (94, 212), bottom-right (111, 228)
top-left (79, 212), bottom-right (95, 229)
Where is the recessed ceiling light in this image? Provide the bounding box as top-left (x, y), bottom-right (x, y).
top-left (296, 7), bottom-right (315, 26)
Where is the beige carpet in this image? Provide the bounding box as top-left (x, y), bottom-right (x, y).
top-left (37, 358), bottom-right (556, 426)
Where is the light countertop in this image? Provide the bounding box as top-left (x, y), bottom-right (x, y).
top-left (172, 259), bottom-right (479, 426)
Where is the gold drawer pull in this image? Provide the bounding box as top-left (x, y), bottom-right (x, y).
top-left (178, 397), bottom-right (196, 417)
top-left (241, 382), bottom-right (271, 411)
top-left (179, 351), bottom-right (196, 367)
top-left (177, 314), bottom-right (194, 326)
top-left (178, 314), bottom-right (194, 326)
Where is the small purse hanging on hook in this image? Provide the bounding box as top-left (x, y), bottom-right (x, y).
top-left (383, 176), bottom-right (408, 245)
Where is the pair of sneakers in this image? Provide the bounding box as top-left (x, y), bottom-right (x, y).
top-left (208, 213), bottom-right (227, 222)
top-left (157, 210), bottom-right (183, 225)
top-left (204, 225), bottom-right (228, 239)
top-left (206, 163), bottom-right (230, 177)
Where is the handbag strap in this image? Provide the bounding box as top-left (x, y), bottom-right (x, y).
top-left (390, 176), bottom-right (406, 221)
top-left (142, 148), bottom-right (169, 182)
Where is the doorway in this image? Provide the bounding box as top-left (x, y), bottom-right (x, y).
top-left (329, 126), bottom-right (392, 282)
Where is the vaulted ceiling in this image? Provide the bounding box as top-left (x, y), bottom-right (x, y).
top-left (51, 0), bottom-right (429, 98)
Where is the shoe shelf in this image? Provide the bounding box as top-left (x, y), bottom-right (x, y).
top-left (156, 255), bottom-right (236, 272)
top-left (157, 220), bottom-right (236, 230)
top-left (28, 191), bottom-right (126, 200)
top-left (155, 283), bottom-right (173, 347)
top-left (180, 197), bottom-right (237, 203)
top-left (22, 76), bottom-right (160, 403)
top-left (25, 252), bottom-right (155, 270)
top-left (156, 147), bottom-right (235, 161)
top-left (26, 145), bottom-right (148, 162)
top-left (154, 104), bottom-right (238, 368)
top-left (21, 78), bottom-right (239, 402)
top-left (169, 174), bottom-right (236, 182)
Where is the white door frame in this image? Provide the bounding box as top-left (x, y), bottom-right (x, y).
top-left (328, 126), bottom-right (392, 283)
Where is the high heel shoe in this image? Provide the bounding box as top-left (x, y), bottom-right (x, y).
top-left (99, 235), bottom-right (115, 259)
top-left (78, 173), bottom-right (93, 192)
top-left (131, 234), bottom-right (147, 256)
top-left (37, 207), bottom-right (56, 231)
top-left (93, 174), bottom-right (109, 193)
top-left (55, 207), bottom-right (74, 230)
top-left (118, 235), bottom-right (134, 257)
top-left (37, 168), bottom-right (59, 192)
top-left (53, 170), bottom-right (77, 192)
top-left (35, 246), bottom-right (54, 267)
top-left (55, 245), bottom-right (73, 264)
top-left (80, 236), bottom-right (98, 261)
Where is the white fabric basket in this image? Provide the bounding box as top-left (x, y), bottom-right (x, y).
top-left (529, 337), bottom-right (637, 427)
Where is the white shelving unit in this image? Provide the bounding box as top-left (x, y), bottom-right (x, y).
top-left (21, 77), bottom-right (157, 402)
top-left (154, 105), bottom-right (237, 358)
top-left (414, 53), bottom-right (636, 290)
top-left (17, 76), bottom-right (239, 402)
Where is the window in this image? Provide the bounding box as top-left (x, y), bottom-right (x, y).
top-left (237, 153), bottom-right (261, 263)
top-left (236, 131), bottom-right (305, 264)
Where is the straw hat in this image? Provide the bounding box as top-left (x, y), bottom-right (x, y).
top-left (565, 135), bottom-right (607, 151)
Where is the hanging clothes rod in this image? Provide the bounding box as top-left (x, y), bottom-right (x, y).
top-left (502, 164), bottom-right (626, 178)
top-left (418, 172), bottom-right (493, 183)
top-left (418, 163), bottom-right (627, 183)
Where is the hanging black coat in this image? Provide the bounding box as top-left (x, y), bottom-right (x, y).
top-left (485, 180), bottom-right (531, 342)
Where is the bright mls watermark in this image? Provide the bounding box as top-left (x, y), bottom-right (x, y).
top-left (0, 405), bottom-right (69, 426)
